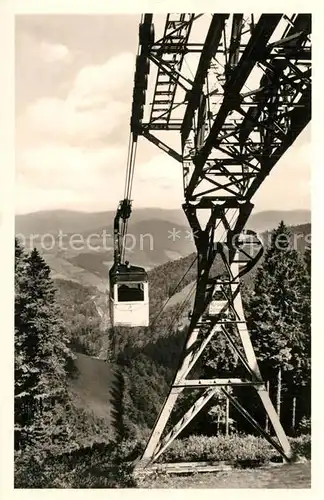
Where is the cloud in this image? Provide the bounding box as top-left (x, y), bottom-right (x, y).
top-left (252, 139), bottom-right (310, 211)
top-left (16, 25), bottom-right (311, 215)
top-left (39, 41), bottom-right (71, 64)
top-left (17, 145), bottom-right (124, 189)
top-left (18, 96), bottom-right (129, 147)
top-left (15, 145), bottom-right (183, 214)
top-left (132, 154), bottom-right (184, 209)
top-left (15, 145), bottom-right (127, 214)
top-left (16, 185), bottom-right (82, 214)
top-left (16, 52), bottom-right (139, 213)
top-left (69, 52), bottom-right (135, 108)
top-left (17, 51), bottom-right (135, 148)
top-left (16, 49), bottom-right (188, 214)
top-left (137, 154), bottom-right (182, 184)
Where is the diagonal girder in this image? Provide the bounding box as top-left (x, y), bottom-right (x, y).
top-left (181, 14), bottom-right (229, 146)
top-left (130, 13), bottom-right (311, 469)
top-left (191, 15), bottom-right (283, 165)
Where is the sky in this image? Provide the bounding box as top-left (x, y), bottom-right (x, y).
top-left (15, 14), bottom-right (311, 215)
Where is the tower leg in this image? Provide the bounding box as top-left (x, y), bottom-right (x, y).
top-left (231, 262), bottom-right (292, 459)
top-left (136, 214), bottom-right (292, 468)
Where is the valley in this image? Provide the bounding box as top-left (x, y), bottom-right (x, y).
top-left (15, 209), bottom-right (312, 447)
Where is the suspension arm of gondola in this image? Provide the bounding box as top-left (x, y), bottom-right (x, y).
top-left (113, 198), bottom-right (132, 265)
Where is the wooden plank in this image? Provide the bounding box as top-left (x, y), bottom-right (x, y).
top-left (134, 459), bottom-right (285, 475)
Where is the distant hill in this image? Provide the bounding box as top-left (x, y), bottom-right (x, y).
top-left (66, 218), bottom-right (195, 271)
top-left (16, 208), bottom-right (310, 289)
top-left (46, 254), bottom-right (106, 289)
top-left (162, 222), bottom-right (311, 317)
top-left (15, 207), bottom-right (310, 238)
top-left (15, 208), bottom-right (188, 236)
top-left (17, 217), bottom-right (195, 285)
top-left (247, 209), bottom-right (310, 233)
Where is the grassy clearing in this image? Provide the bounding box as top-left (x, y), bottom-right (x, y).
top-left (137, 462), bottom-right (311, 489)
top-left (15, 434), bottom-right (311, 488)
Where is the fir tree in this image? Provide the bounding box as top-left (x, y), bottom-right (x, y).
top-left (15, 242), bottom-right (75, 454)
top-left (15, 239), bottom-right (35, 449)
top-left (247, 222), bottom-right (309, 421)
top-left (287, 245), bottom-right (311, 390)
top-left (287, 244), bottom-right (311, 428)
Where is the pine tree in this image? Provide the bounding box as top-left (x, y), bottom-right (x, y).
top-left (247, 222), bottom-right (307, 421)
top-left (26, 248), bottom-right (75, 451)
top-left (304, 244), bottom-right (311, 276)
top-left (287, 244), bottom-right (311, 429)
top-left (303, 245), bottom-right (311, 367)
top-left (288, 244), bottom-right (311, 389)
top-left (15, 242), bottom-right (75, 454)
top-left (15, 239), bottom-right (35, 449)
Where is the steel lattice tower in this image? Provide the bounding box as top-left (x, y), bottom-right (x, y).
top-left (129, 13), bottom-right (311, 469)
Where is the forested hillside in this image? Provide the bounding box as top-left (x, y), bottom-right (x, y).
top-left (54, 279), bottom-right (103, 356)
top-left (52, 222), bottom-right (311, 361)
top-left (14, 242), bottom-right (114, 468)
top-left (15, 209), bottom-right (310, 289)
top-left (100, 222), bottom-right (311, 441)
top-left (14, 221), bottom-right (311, 487)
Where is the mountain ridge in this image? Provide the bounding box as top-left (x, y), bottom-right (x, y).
top-left (16, 211), bottom-right (311, 294)
top-left (16, 208), bottom-right (310, 236)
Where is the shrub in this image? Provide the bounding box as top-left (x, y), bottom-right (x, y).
top-left (290, 435), bottom-right (311, 460)
top-left (297, 417), bottom-right (311, 435)
top-left (15, 434), bottom-right (311, 488)
top-left (160, 435), bottom-right (278, 464)
top-left (14, 440), bottom-right (141, 488)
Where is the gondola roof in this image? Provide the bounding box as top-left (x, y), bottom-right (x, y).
top-left (109, 262), bottom-right (148, 283)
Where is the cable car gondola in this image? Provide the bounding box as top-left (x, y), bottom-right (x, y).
top-left (109, 261), bottom-right (149, 327)
top-left (109, 199), bottom-right (149, 327)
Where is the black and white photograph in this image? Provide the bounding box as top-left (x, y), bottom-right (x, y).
top-left (10, 8), bottom-right (314, 490)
